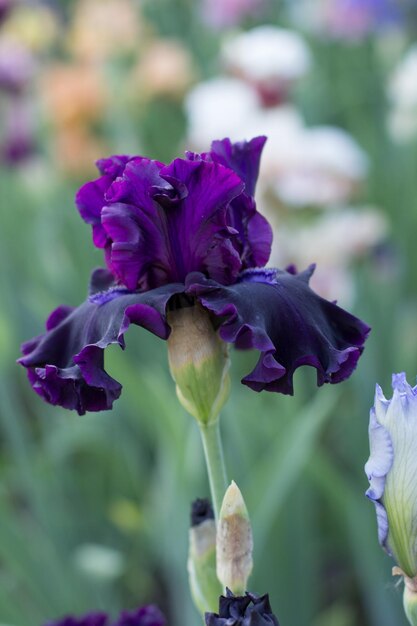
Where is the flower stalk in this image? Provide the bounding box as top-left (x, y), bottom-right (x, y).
top-left (199, 420), bottom-right (228, 520)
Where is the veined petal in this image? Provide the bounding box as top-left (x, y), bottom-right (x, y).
top-left (19, 273), bottom-right (183, 415)
top-left (185, 267), bottom-right (370, 395)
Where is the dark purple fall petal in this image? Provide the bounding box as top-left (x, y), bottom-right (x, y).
top-left (19, 276), bottom-right (183, 415)
top-left (185, 268), bottom-right (370, 395)
top-left (205, 589), bottom-right (280, 626)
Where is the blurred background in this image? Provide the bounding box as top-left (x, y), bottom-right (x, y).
top-left (2, 0), bottom-right (417, 624)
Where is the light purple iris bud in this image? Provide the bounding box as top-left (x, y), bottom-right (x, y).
top-left (365, 373), bottom-right (417, 576)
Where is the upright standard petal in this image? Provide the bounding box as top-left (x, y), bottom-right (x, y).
top-left (76, 155), bottom-right (131, 248)
top-left (19, 272), bottom-right (183, 415)
top-left (102, 157), bottom-right (244, 289)
top-left (209, 136), bottom-right (266, 197)
top-left (185, 267), bottom-right (370, 395)
top-left (207, 137), bottom-right (273, 269)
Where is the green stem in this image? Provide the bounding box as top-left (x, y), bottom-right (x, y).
top-left (199, 420), bottom-right (228, 520)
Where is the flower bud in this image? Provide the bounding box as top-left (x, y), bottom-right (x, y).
top-left (205, 588), bottom-right (280, 626)
top-left (365, 373), bottom-right (417, 577)
top-left (393, 567), bottom-right (417, 626)
top-left (167, 304), bottom-right (230, 425)
top-left (216, 481), bottom-right (253, 595)
top-left (188, 498), bottom-right (223, 615)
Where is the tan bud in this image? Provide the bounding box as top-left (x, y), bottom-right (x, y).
top-left (216, 481), bottom-right (253, 595)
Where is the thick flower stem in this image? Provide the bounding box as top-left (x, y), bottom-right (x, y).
top-left (199, 420), bottom-right (228, 521)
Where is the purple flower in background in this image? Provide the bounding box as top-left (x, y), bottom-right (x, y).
top-left (327, 0), bottom-right (401, 39)
top-left (201, 0), bottom-right (267, 29)
top-left (18, 136), bottom-right (370, 415)
top-left (291, 0), bottom-right (404, 41)
top-left (44, 614), bottom-right (108, 626)
top-left (0, 0), bottom-right (12, 25)
top-left (44, 605), bottom-right (165, 626)
top-left (1, 98), bottom-right (35, 165)
top-left (0, 39), bottom-right (35, 95)
top-left (205, 589), bottom-right (279, 626)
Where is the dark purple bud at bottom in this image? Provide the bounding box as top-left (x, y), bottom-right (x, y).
top-left (206, 589), bottom-right (279, 626)
top-left (191, 498), bottom-right (215, 527)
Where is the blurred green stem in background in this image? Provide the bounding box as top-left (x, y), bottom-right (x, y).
top-left (199, 419), bottom-right (228, 520)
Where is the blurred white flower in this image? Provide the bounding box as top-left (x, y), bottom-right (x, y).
top-left (260, 124), bottom-right (368, 208)
top-left (387, 45), bottom-right (417, 142)
top-left (222, 26), bottom-right (310, 82)
top-left (271, 126), bottom-right (368, 207)
top-left (221, 26), bottom-right (311, 105)
top-left (185, 77), bottom-right (259, 149)
top-left (73, 543), bottom-right (125, 582)
top-left (269, 207), bottom-right (388, 303)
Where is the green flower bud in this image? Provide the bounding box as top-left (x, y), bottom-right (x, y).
top-left (216, 481), bottom-right (253, 595)
top-left (393, 567), bottom-right (417, 626)
top-left (188, 499), bottom-right (222, 616)
top-left (167, 304), bottom-right (230, 425)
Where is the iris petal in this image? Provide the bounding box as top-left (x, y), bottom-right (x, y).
top-left (206, 136), bottom-right (273, 269)
top-left (19, 275), bottom-right (183, 415)
top-left (185, 268), bottom-right (370, 395)
top-left (76, 155), bottom-right (131, 248)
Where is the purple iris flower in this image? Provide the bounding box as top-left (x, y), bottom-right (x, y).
top-left (205, 589), bottom-right (279, 626)
top-left (18, 136), bottom-right (370, 415)
top-left (0, 0), bottom-right (12, 25)
top-left (325, 0), bottom-right (402, 39)
top-left (44, 605), bottom-right (165, 626)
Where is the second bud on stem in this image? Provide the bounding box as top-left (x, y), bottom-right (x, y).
top-left (216, 481), bottom-right (253, 595)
